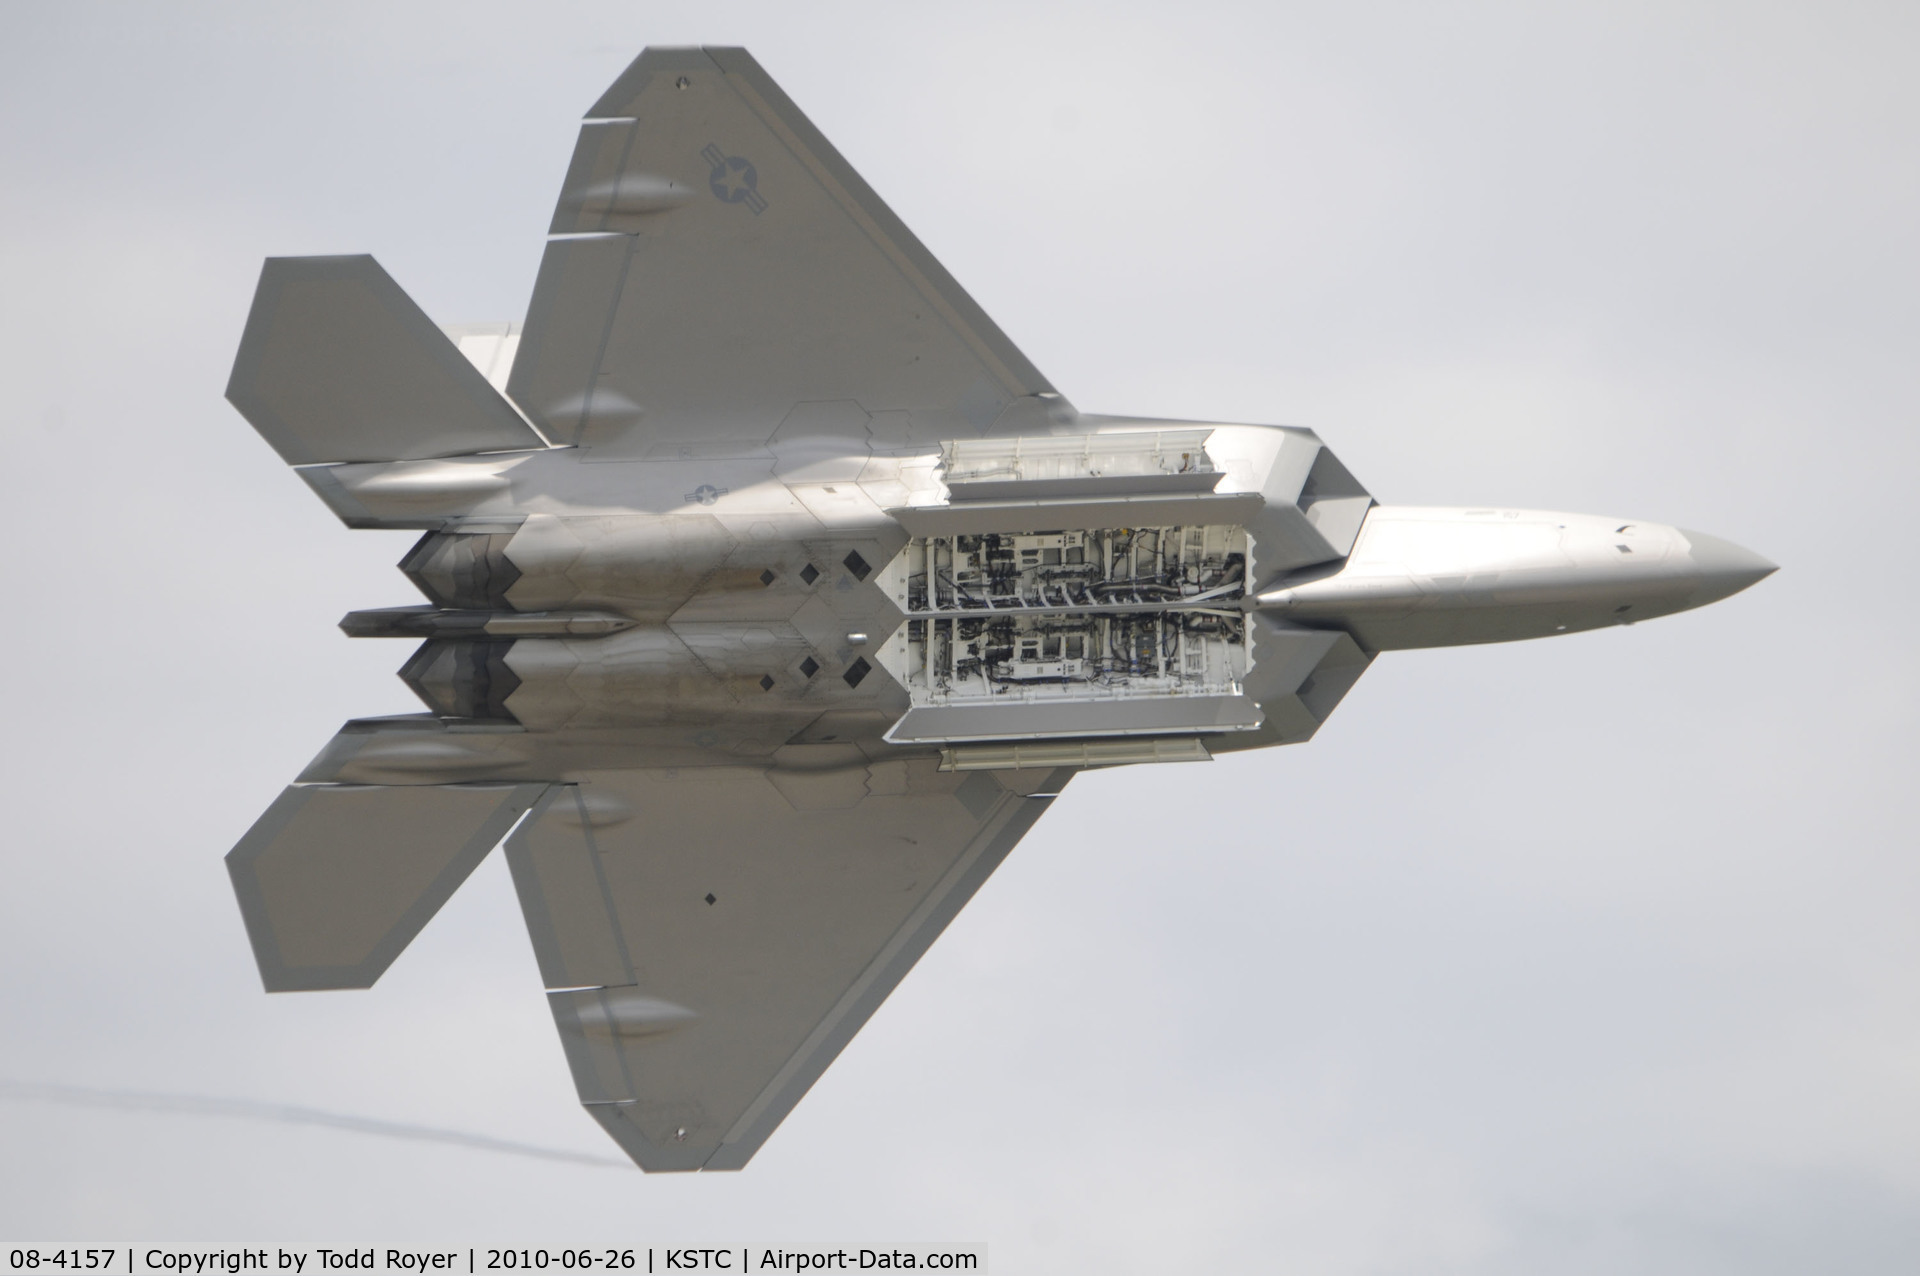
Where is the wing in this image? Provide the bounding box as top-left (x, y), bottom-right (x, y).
top-left (503, 757), bottom-right (1073, 1171)
top-left (508, 47), bottom-right (1061, 455)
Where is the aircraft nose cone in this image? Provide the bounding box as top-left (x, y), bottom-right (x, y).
top-left (1680, 528), bottom-right (1777, 605)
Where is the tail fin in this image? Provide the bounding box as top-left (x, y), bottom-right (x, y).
top-left (226, 255), bottom-right (550, 465)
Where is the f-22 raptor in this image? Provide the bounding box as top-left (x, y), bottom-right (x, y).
top-left (223, 47), bottom-right (1775, 1171)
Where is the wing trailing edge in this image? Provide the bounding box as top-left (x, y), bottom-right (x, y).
top-left (502, 764), bottom-right (1072, 1171)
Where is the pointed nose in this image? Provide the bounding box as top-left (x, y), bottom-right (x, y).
top-left (1680, 529), bottom-right (1777, 606)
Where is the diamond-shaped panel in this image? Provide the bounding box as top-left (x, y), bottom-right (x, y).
top-left (843, 657), bottom-right (871, 688)
top-left (799, 563), bottom-right (820, 586)
top-left (843, 550), bottom-right (871, 581)
top-left (799, 657), bottom-right (820, 679)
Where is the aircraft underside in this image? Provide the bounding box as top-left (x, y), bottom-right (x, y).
top-left (219, 46), bottom-right (1773, 1172)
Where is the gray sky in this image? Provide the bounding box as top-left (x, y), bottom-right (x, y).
top-left (2, 1), bottom-right (1915, 1270)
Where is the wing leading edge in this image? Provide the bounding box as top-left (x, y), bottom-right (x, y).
top-left (224, 716), bottom-right (1073, 1171)
top-left (505, 761), bottom-right (1073, 1171)
top-left (509, 46), bottom-right (1063, 455)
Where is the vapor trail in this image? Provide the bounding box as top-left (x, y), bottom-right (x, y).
top-left (0, 1079), bottom-right (631, 1169)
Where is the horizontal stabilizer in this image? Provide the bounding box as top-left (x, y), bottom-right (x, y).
top-left (227, 780), bottom-right (548, 991)
top-left (227, 255), bottom-right (550, 465)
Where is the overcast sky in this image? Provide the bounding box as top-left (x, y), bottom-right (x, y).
top-left (1, 2), bottom-right (1916, 1271)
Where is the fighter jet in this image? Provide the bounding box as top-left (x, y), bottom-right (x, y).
top-left (222, 46), bottom-right (1775, 1173)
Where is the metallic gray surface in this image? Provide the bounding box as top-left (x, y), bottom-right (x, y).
top-left (1255, 507), bottom-right (1775, 650)
top-left (506, 763), bottom-right (1070, 1171)
top-left (220, 44), bottom-right (1776, 1173)
top-left (225, 781), bottom-right (548, 991)
top-left (1680, 528), bottom-right (1781, 605)
top-left (226, 256), bottom-right (549, 465)
top-left (510, 46), bottom-right (1057, 455)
